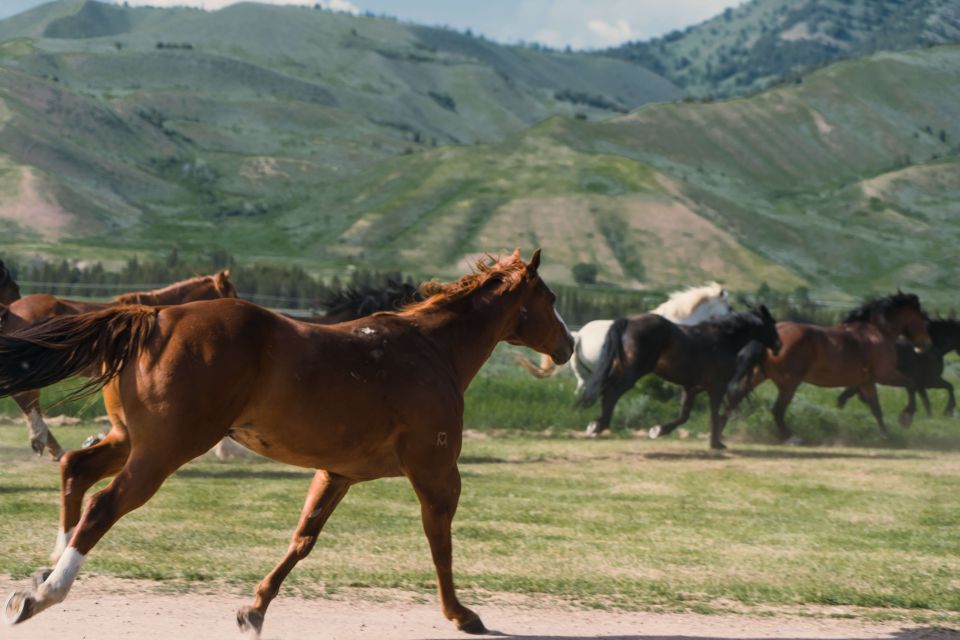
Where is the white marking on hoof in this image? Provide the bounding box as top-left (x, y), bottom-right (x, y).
top-left (49, 528), bottom-right (74, 565)
top-left (36, 547), bottom-right (84, 606)
top-left (648, 425), bottom-right (662, 440)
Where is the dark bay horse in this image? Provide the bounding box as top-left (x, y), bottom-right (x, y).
top-left (0, 271), bottom-right (236, 460)
top-left (576, 306), bottom-right (781, 449)
top-left (311, 278), bottom-right (420, 323)
top-left (0, 260), bottom-right (21, 305)
top-left (0, 250), bottom-right (573, 636)
top-left (836, 318), bottom-right (960, 424)
top-left (726, 293), bottom-right (931, 442)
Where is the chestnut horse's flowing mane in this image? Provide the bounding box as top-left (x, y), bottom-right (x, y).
top-left (400, 254), bottom-right (528, 315)
top-left (842, 292), bottom-right (922, 325)
top-left (114, 274), bottom-right (226, 305)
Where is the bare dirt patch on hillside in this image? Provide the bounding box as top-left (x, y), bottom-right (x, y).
top-left (0, 168), bottom-right (72, 239)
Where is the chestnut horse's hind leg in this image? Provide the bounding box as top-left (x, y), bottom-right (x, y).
top-left (408, 464), bottom-right (486, 634)
top-left (237, 470), bottom-right (351, 637)
top-left (12, 391), bottom-right (63, 461)
top-left (51, 428), bottom-right (130, 564)
top-left (771, 382), bottom-right (799, 444)
top-left (856, 384), bottom-right (889, 435)
top-left (4, 445), bottom-right (204, 626)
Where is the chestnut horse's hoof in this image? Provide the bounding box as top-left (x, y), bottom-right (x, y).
top-left (81, 434), bottom-right (103, 449)
top-left (31, 569), bottom-right (52, 591)
top-left (648, 425), bottom-right (662, 440)
top-left (236, 605), bottom-right (264, 637)
top-left (29, 437), bottom-right (45, 457)
top-left (4, 591), bottom-right (36, 626)
top-left (898, 412), bottom-right (914, 429)
top-left (457, 614), bottom-right (488, 635)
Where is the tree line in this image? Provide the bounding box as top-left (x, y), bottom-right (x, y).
top-left (3, 251), bottom-right (904, 326)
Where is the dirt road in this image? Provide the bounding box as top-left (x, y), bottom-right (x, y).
top-left (1, 577), bottom-right (955, 640)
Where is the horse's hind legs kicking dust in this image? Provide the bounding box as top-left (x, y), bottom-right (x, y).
top-left (408, 464), bottom-right (486, 634)
top-left (649, 387), bottom-right (698, 441)
top-left (237, 470), bottom-right (351, 637)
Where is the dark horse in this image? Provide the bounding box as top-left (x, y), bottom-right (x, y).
top-left (725, 293), bottom-right (931, 442)
top-left (576, 306), bottom-right (781, 450)
top-left (0, 250), bottom-right (573, 636)
top-left (836, 318), bottom-right (960, 424)
top-left (0, 260), bottom-right (21, 305)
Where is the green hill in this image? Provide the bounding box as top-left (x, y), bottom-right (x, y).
top-left (0, 1), bottom-right (957, 301)
top-left (607, 0), bottom-right (960, 98)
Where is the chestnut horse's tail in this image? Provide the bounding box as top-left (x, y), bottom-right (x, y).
top-left (513, 352), bottom-right (560, 378)
top-left (576, 318), bottom-right (628, 408)
top-left (0, 306), bottom-right (157, 402)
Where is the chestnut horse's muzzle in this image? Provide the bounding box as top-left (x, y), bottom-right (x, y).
top-left (552, 332), bottom-right (575, 365)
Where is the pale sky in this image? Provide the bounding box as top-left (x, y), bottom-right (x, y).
top-left (0, 0), bottom-right (743, 49)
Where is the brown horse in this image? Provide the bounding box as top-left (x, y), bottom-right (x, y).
top-left (0, 250), bottom-right (573, 636)
top-left (725, 293), bottom-right (931, 442)
top-left (0, 271), bottom-right (236, 460)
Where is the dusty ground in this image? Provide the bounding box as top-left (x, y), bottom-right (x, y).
top-left (1, 577), bottom-right (956, 640)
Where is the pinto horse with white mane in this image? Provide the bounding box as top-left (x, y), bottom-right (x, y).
top-left (0, 272), bottom-right (237, 460)
top-left (516, 283), bottom-right (732, 425)
top-left (0, 250), bottom-right (573, 637)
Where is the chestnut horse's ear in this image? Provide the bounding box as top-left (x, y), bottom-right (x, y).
top-left (527, 248), bottom-right (541, 273)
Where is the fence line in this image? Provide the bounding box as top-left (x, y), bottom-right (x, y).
top-left (13, 281), bottom-right (958, 313)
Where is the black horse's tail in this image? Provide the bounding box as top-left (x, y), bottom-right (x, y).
top-left (576, 318), bottom-right (628, 408)
top-left (0, 306), bottom-right (157, 402)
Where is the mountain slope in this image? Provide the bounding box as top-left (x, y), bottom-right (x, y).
top-left (0, 2), bottom-right (958, 299)
top-left (607, 0), bottom-right (960, 97)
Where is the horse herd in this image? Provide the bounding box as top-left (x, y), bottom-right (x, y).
top-left (0, 251), bottom-right (950, 635)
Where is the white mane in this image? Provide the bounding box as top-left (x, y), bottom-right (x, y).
top-left (652, 282), bottom-right (728, 323)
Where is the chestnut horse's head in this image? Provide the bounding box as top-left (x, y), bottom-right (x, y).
top-left (0, 260), bottom-right (21, 305)
top-left (503, 249), bottom-right (574, 365)
top-left (212, 269), bottom-right (238, 299)
top-left (844, 292), bottom-right (931, 353)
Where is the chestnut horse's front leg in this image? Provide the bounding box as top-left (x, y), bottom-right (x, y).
top-left (408, 463), bottom-right (486, 634)
top-left (237, 470), bottom-right (351, 638)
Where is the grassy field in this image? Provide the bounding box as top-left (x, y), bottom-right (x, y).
top-left (1, 405), bottom-right (959, 623)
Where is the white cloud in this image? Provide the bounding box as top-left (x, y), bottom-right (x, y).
top-left (116, 0), bottom-right (359, 13)
top-left (586, 18), bottom-right (633, 47)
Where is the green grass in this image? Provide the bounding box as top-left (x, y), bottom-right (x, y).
top-left (2, 371), bottom-right (960, 621)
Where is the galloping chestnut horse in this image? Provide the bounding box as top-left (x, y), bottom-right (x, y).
top-left (0, 271), bottom-right (236, 460)
top-left (0, 250), bottom-right (573, 636)
top-left (726, 293), bottom-right (931, 442)
top-left (576, 306), bottom-right (781, 449)
top-left (836, 318), bottom-right (960, 424)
